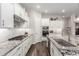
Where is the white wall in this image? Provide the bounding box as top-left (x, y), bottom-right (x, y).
top-left (34, 11), bottom-right (42, 43)
top-left (28, 10), bottom-right (42, 44)
top-left (0, 28), bottom-right (31, 43)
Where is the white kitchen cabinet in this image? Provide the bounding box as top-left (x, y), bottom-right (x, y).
top-left (22, 36), bottom-right (33, 55)
top-left (14, 51), bottom-right (23, 56)
top-left (25, 12), bottom-right (29, 21)
top-left (0, 3), bottom-right (29, 28)
top-left (21, 8), bottom-right (25, 20)
top-left (14, 4), bottom-right (29, 28)
top-left (50, 41), bottom-right (62, 56)
top-left (22, 13), bottom-right (29, 28)
top-left (0, 4), bottom-right (1, 27)
top-left (0, 3), bottom-right (14, 28)
top-left (14, 4), bottom-right (25, 20)
top-left (13, 45), bottom-right (23, 56)
top-left (22, 39), bottom-right (28, 55)
top-left (6, 44), bottom-right (23, 56)
top-left (14, 4), bottom-right (21, 17)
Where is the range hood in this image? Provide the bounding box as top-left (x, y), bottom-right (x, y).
top-left (14, 14), bottom-right (27, 28)
top-left (14, 14), bottom-right (26, 23)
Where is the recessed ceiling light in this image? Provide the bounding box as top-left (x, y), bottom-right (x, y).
top-left (62, 16), bottom-right (65, 17)
top-left (45, 10), bottom-right (48, 13)
top-left (62, 9), bottom-right (66, 13)
top-left (36, 5), bottom-right (40, 9)
top-left (76, 17), bottom-right (79, 21)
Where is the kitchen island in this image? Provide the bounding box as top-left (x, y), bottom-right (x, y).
top-left (47, 35), bottom-right (79, 56)
top-left (0, 35), bottom-right (33, 56)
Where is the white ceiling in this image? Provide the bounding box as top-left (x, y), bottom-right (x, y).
top-left (21, 3), bottom-right (79, 17)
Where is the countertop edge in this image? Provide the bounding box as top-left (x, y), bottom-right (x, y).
top-left (3, 35), bottom-right (32, 56)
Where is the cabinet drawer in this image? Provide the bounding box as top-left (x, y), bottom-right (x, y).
top-left (13, 47), bottom-right (23, 56)
top-left (6, 44), bottom-right (22, 56)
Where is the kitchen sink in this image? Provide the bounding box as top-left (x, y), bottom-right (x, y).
top-left (8, 35), bottom-right (27, 41)
top-left (54, 39), bottom-right (76, 47)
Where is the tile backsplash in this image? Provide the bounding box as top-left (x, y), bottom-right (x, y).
top-left (0, 28), bottom-right (31, 42)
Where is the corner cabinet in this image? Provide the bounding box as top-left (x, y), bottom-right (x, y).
top-left (0, 3), bottom-right (14, 28)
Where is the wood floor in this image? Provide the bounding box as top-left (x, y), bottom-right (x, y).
top-left (26, 41), bottom-right (50, 56)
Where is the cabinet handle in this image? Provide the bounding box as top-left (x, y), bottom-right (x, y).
top-left (2, 20), bottom-right (4, 26)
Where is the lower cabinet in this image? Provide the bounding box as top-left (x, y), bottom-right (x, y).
top-left (6, 36), bottom-right (33, 56)
top-left (22, 38), bottom-right (30, 55)
top-left (13, 47), bottom-right (23, 56)
top-left (6, 43), bottom-right (23, 56)
top-left (50, 41), bottom-right (62, 56)
top-left (22, 36), bottom-right (33, 55)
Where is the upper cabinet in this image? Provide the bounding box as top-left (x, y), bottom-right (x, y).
top-left (14, 4), bottom-right (29, 28)
top-left (14, 4), bottom-right (22, 17)
top-left (0, 3), bottom-right (14, 28)
top-left (14, 4), bottom-right (27, 21)
top-left (0, 3), bottom-right (29, 28)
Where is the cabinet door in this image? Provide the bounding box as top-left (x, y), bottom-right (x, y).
top-left (50, 41), bottom-right (62, 56)
top-left (6, 44), bottom-right (23, 56)
top-left (22, 14), bottom-right (29, 28)
top-left (13, 47), bottom-right (23, 56)
top-left (14, 4), bottom-right (21, 17)
top-left (1, 3), bottom-right (14, 28)
top-left (20, 7), bottom-right (25, 19)
top-left (0, 4), bottom-right (1, 27)
top-left (22, 37), bottom-right (33, 55)
top-left (14, 4), bottom-right (24, 18)
top-left (6, 47), bottom-right (19, 56)
top-left (24, 12), bottom-right (29, 28)
top-left (22, 38), bottom-right (29, 55)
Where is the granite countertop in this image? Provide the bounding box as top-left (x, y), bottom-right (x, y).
top-left (47, 35), bottom-right (79, 56)
top-left (0, 35), bottom-right (31, 56)
top-left (47, 35), bottom-right (77, 49)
